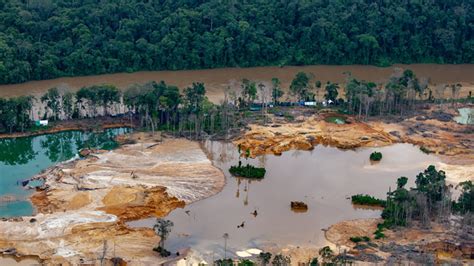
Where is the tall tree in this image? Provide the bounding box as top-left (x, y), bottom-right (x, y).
top-left (290, 72), bottom-right (312, 101)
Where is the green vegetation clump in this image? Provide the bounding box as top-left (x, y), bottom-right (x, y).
top-left (238, 259), bottom-right (255, 266)
top-left (374, 223), bottom-right (387, 239)
top-left (452, 181), bottom-right (473, 214)
top-left (229, 162), bottom-right (266, 179)
top-left (419, 146), bottom-right (432, 154)
top-left (369, 151), bottom-right (382, 161)
top-left (351, 194), bottom-right (386, 207)
top-left (349, 236), bottom-right (371, 243)
top-left (215, 259), bottom-right (233, 266)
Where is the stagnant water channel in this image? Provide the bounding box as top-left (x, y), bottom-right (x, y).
top-left (0, 128), bottom-right (130, 217)
top-left (128, 141), bottom-right (440, 260)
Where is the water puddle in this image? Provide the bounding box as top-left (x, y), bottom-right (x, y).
top-left (454, 107), bottom-right (473, 125)
top-left (0, 128), bottom-right (130, 217)
top-left (128, 142), bottom-right (439, 259)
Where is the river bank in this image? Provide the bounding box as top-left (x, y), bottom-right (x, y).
top-left (0, 117), bottom-right (133, 140)
top-left (0, 64), bottom-right (473, 104)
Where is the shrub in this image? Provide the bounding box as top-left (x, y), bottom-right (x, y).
top-left (229, 163), bottom-right (266, 179)
top-left (239, 259), bottom-right (255, 266)
top-left (369, 151), bottom-right (382, 161)
top-left (351, 194), bottom-right (386, 207)
top-left (349, 236), bottom-right (363, 243)
top-left (350, 236), bottom-right (371, 243)
top-left (215, 259), bottom-right (233, 266)
top-left (374, 223), bottom-right (387, 239)
top-left (419, 146), bottom-right (432, 154)
top-left (153, 246), bottom-right (171, 257)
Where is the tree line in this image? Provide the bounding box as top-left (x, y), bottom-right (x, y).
top-left (1, 69), bottom-right (472, 134)
top-left (0, 0), bottom-right (472, 84)
top-left (376, 165), bottom-right (473, 239)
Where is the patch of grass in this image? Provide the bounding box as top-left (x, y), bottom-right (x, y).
top-left (351, 194), bottom-right (386, 207)
top-left (369, 151), bottom-right (382, 161)
top-left (325, 116), bottom-right (346, 124)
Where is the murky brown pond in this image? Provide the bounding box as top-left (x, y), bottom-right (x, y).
top-left (1, 64), bottom-right (473, 103)
top-left (128, 142), bottom-right (439, 260)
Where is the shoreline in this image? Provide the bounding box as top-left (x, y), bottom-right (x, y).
top-left (0, 117), bottom-right (134, 140)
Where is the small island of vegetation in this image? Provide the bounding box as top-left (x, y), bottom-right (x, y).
top-left (229, 162), bottom-right (266, 179)
top-left (351, 194), bottom-right (386, 207)
top-left (369, 151), bottom-right (383, 161)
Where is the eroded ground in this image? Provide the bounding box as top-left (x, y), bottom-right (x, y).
top-left (0, 133), bottom-right (224, 264)
top-left (236, 105), bottom-right (474, 185)
top-left (325, 218), bottom-right (473, 264)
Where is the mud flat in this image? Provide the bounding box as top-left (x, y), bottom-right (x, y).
top-left (0, 133), bottom-right (224, 264)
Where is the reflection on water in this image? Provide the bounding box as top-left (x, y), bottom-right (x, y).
top-left (129, 142), bottom-right (439, 259)
top-left (0, 128), bottom-right (130, 217)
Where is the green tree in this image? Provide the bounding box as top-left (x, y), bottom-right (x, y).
top-left (41, 87), bottom-right (61, 120)
top-left (290, 72), bottom-right (312, 101)
top-left (62, 91), bottom-right (74, 120)
top-left (96, 84), bottom-right (121, 116)
top-left (183, 82), bottom-right (207, 114)
top-left (271, 78), bottom-right (284, 104)
top-left (324, 82), bottom-right (339, 102)
top-left (241, 79), bottom-right (257, 106)
top-left (153, 219), bottom-right (174, 251)
top-left (454, 181), bottom-right (473, 214)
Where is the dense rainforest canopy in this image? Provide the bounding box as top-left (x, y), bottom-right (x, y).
top-left (0, 0), bottom-right (472, 84)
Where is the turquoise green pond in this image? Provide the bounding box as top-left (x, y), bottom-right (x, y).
top-left (0, 128), bottom-right (130, 218)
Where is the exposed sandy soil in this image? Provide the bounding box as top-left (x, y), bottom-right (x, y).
top-left (325, 218), bottom-right (473, 264)
top-left (0, 133), bottom-right (225, 264)
top-left (235, 114), bottom-right (396, 157)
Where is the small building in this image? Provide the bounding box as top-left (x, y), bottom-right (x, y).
top-left (35, 120), bottom-right (49, 126)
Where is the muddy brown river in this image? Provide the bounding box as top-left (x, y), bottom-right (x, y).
top-left (128, 141), bottom-right (440, 261)
top-left (1, 64), bottom-right (473, 103)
